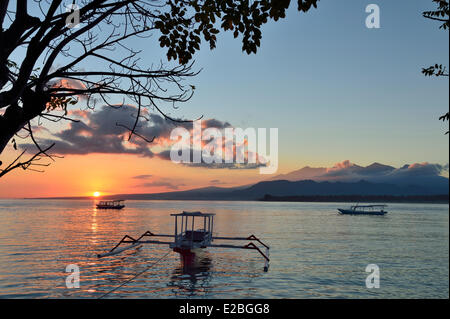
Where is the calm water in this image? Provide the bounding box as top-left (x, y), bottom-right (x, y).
top-left (0, 200), bottom-right (448, 299)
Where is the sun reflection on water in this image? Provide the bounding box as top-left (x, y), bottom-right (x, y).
top-left (0, 200), bottom-right (448, 298)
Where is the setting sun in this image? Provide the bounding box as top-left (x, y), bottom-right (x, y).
top-left (93, 191), bottom-right (101, 197)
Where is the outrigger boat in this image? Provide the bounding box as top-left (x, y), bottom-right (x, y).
top-left (98, 211), bottom-right (270, 271)
top-left (96, 200), bottom-right (125, 209)
top-left (338, 204), bottom-right (388, 216)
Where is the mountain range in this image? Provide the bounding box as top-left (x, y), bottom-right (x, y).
top-left (98, 161), bottom-right (448, 201)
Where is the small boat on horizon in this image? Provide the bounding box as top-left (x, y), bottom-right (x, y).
top-left (338, 204), bottom-right (388, 216)
top-left (96, 200), bottom-right (125, 209)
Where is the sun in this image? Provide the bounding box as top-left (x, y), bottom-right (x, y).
top-left (93, 191), bottom-right (101, 197)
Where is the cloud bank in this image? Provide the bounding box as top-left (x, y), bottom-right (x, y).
top-left (275, 160), bottom-right (448, 188)
top-left (23, 105), bottom-right (264, 170)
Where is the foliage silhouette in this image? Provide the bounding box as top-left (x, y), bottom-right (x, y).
top-left (0, 0), bottom-right (319, 177)
top-left (422, 0), bottom-right (449, 134)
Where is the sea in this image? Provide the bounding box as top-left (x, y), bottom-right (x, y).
top-left (0, 200), bottom-right (448, 298)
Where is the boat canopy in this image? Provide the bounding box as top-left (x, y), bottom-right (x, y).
top-left (98, 199), bottom-right (125, 205)
top-left (352, 204), bottom-right (387, 208)
top-left (170, 211), bottom-right (215, 217)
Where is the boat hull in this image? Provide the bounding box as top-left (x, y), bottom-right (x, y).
top-left (173, 247), bottom-right (206, 268)
top-left (338, 209), bottom-right (387, 216)
top-left (96, 205), bottom-right (125, 209)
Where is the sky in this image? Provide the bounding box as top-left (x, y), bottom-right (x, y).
top-left (0, 0), bottom-right (448, 198)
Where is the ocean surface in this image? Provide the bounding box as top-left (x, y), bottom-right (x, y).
top-left (0, 200), bottom-right (448, 299)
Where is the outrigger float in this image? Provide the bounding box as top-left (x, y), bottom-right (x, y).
top-left (98, 211), bottom-right (270, 271)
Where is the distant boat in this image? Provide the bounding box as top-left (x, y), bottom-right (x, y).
top-left (338, 204), bottom-right (388, 216)
top-left (96, 200), bottom-right (125, 209)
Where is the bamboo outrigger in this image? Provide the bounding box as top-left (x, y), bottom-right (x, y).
top-left (98, 211), bottom-right (270, 271)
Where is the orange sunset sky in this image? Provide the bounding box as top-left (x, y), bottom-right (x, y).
top-left (0, 146), bottom-right (289, 198)
top-left (1, 1), bottom-right (448, 198)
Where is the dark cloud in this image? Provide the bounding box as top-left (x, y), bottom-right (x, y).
top-left (203, 119), bottom-right (232, 129)
top-left (23, 105), bottom-right (154, 156)
top-left (187, 162), bottom-right (266, 170)
top-left (155, 149), bottom-right (267, 170)
top-left (137, 180), bottom-right (186, 190)
top-left (22, 105), bottom-right (268, 171)
top-left (210, 179), bottom-right (227, 185)
top-left (132, 174), bottom-right (153, 179)
top-left (23, 105), bottom-right (232, 160)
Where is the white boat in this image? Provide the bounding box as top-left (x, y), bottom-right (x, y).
top-left (338, 204), bottom-right (388, 216)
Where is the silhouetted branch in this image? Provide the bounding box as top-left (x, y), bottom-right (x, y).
top-left (0, 143), bottom-right (55, 178)
top-left (422, 1), bottom-right (449, 135)
top-left (115, 122), bottom-right (155, 143)
top-left (423, 0), bottom-right (450, 29)
top-left (422, 64), bottom-right (449, 77)
top-left (0, 0), bottom-right (320, 177)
